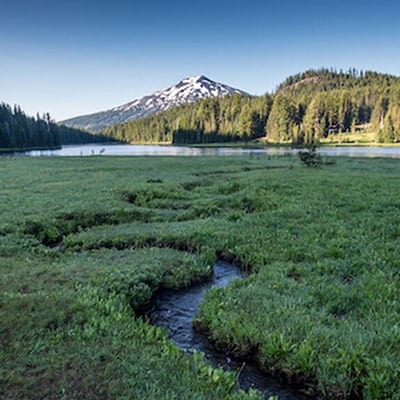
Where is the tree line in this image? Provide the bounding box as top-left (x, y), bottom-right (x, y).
top-left (0, 103), bottom-right (109, 151)
top-left (103, 69), bottom-right (400, 144)
top-left (103, 94), bottom-right (273, 144)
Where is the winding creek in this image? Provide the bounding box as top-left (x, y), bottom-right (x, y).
top-left (146, 260), bottom-right (306, 399)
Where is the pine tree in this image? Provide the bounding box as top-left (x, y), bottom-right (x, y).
top-left (266, 95), bottom-right (297, 142)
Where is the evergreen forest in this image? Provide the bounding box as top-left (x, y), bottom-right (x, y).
top-left (3, 69), bottom-right (400, 149)
top-left (103, 69), bottom-right (400, 144)
top-left (0, 103), bottom-right (108, 151)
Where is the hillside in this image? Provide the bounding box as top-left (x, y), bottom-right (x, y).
top-left (102, 93), bottom-right (272, 144)
top-left (277, 68), bottom-right (400, 95)
top-left (102, 68), bottom-right (400, 145)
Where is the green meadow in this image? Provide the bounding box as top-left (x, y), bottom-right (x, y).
top-left (1, 154), bottom-right (399, 399)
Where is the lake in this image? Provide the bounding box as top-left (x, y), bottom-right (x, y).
top-left (4, 143), bottom-right (400, 158)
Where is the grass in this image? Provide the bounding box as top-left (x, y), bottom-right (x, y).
top-left (319, 129), bottom-right (400, 147)
top-left (187, 129), bottom-right (400, 148)
top-left (1, 154), bottom-right (399, 399)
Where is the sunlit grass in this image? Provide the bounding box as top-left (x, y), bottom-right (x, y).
top-left (1, 154), bottom-right (399, 398)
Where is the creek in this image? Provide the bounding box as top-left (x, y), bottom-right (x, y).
top-left (146, 260), bottom-right (307, 399)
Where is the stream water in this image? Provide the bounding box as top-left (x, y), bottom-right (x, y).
top-left (147, 260), bottom-right (306, 399)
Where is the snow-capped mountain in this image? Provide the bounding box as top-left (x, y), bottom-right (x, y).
top-left (61, 75), bottom-right (247, 132)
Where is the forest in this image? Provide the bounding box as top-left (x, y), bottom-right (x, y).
top-left (3, 69), bottom-right (400, 149)
top-left (103, 69), bottom-right (400, 144)
top-left (0, 103), bottom-right (108, 151)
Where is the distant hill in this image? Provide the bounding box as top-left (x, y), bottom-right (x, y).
top-left (61, 76), bottom-right (247, 132)
top-left (276, 68), bottom-right (400, 95)
top-left (268, 68), bottom-right (400, 143)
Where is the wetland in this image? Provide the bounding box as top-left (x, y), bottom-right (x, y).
top-left (1, 155), bottom-right (399, 399)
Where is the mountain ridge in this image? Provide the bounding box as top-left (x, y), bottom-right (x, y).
top-left (61, 76), bottom-right (247, 132)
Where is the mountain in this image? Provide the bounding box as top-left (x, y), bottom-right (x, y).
top-left (102, 68), bottom-right (400, 145)
top-left (61, 75), bottom-right (247, 132)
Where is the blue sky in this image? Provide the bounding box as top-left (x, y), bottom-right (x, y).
top-left (1, 0), bottom-right (400, 120)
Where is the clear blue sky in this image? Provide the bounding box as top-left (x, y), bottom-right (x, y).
top-left (1, 0), bottom-right (400, 121)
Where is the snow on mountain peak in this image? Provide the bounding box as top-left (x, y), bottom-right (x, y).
top-left (187, 75), bottom-right (208, 83)
top-left (61, 76), bottom-right (247, 132)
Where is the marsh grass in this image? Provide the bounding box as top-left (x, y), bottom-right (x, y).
top-left (1, 155), bottom-right (400, 398)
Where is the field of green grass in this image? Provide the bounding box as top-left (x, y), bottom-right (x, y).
top-left (190, 131), bottom-right (400, 148)
top-left (1, 154), bottom-right (399, 399)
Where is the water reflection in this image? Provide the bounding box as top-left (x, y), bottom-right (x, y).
top-left (4, 143), bottom-right (400, 158)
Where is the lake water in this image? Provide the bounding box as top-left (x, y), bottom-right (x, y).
top-left (4, 143), bottom-right (400, 158)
